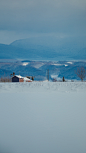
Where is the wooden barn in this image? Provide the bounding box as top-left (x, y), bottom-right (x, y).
top-left (12, 75), bottom-right (32, 82)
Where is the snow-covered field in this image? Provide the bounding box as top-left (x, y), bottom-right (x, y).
top-left (0, 82), bottom-right (86, 153)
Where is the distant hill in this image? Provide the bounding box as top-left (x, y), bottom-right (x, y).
top-left (0, 35), bottom-right (86, 60)
top-left (0, 43), bottom-right (27, 59)
top-left (0, 43), bottom-right (61, 60)
top-left (0, 60), bottom-right (86, 81)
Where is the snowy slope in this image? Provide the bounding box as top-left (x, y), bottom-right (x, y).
top-left (0, 60), bottom-right (86, 81)
top-left (0, 82), bottom-right (86, 153)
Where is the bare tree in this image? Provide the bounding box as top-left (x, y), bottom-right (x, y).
top-left (76, 67), bottom-right (86, 81)
top-left (10, 72), bottom-right (15, 77)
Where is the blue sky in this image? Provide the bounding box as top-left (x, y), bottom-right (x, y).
top-left (0, 0), bottom-right (86, 44)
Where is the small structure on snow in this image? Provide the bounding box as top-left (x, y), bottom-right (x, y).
top-left (12, 75), bottom-right (32, 82)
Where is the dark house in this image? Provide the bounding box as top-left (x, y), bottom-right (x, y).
top-left (12, 75), bottom-right (32, 82)
top-left (12, 76), bottom-right (19, 82)
top-left (12, 75), bottom-right (24, 82)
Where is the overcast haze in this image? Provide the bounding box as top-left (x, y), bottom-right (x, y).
top-left (0, 0), bottom-right (86, 44)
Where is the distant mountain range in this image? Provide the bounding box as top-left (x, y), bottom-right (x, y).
top-left (0, 60), bottom-right (86, 81)
top-left (0, 35), bottom-right (86, 60)
top-left (0, 36), bottom-right (86, 81)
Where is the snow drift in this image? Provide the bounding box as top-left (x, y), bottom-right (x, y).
top-left (0, 82), bottom-right (86, 153)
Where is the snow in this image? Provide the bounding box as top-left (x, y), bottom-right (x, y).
top-left (52, 64), bottom-right (68, 67)
top-left (16, 75), bottom-right (23, 78)
top-left (22, 62), bottom-right (29, 66)
top-left (67, 62), bottom-right (73, 64)
top-left (51, 75), bottom-right (62, 81)
top-left (0, 82), bottom-right (86, 153)
top-left (32, 63), bottom-right (45, 68)
top-left (52, 64), bottom-right (62, 66)
top-left (23, 77), bottom-right (32, 82)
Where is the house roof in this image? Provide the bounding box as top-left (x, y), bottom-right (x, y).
top-left (23, 77), bottom-right (32, 81)
top-left (15, 75), bottom-right (23, 78)
top-left (14, 75), bottom-right (32, 82)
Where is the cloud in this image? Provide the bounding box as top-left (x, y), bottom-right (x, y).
top-left (0, 0), bottom-right (86, 43)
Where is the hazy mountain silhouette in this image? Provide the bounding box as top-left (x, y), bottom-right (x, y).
top-left (0, 35), bottom-right (86, 60)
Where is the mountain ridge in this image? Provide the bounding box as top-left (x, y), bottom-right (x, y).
top-left (0, 36), bottom-right (86, 60)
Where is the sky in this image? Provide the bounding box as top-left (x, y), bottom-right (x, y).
top-left (0, 0), bottom-right (86, 44)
